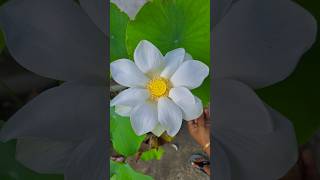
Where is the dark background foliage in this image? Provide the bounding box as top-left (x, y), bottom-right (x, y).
top-left (257, 0), bottom-right (320, 144)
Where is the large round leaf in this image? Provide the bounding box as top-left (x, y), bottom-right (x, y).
top-left (110, 107), bottom-right (146, 157)
top-left (110, 3), bottom-right (129, 61)
top-left (257, 0), bottom-right (320, 144)
top-left (126, 0), bottom-right (210, 105)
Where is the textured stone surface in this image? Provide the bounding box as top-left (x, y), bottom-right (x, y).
top-left (128, 127), bottom-right (320, 180)
top-left (128, 124), bottom-right (209, 180)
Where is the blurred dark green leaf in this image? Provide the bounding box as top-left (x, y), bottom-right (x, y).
top-left (256, 0), bottom-right (320, 144)
top-left (110, 3), bottom-right (129, 61)
top-left (0, 122), bottom-right (63, 180)
top-left (0, 0), bottom-right (8, 6)
top-left (110, 107), bottom-right (146, 157)
top-left (0, 0), bottom-right (7, 52)
top-left (126, 0), bottom-right (210, 105)
top-left (0, 30), bottom-right (5, 53)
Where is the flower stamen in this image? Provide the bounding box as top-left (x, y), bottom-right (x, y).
top-left (147, 77), bottom-right (170, 100)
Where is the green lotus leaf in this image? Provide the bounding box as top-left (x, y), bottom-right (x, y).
top-left (110, 3), bottom-right (129, 61)
top-left (110, 160), bottom-right (153, 180)
top-left (126, 0), bottom-right (210, 105)
top-left (110, 107), bottom-right (146, 156)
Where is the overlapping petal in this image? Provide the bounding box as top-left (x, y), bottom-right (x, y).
top-left (115, 105), bottom-right (133, 117)
top-left (0, 82), bottom-right (106, 141)
top-left (213, 79), bottom-right (273, 134)
top-left (152, 123), bottom-right (166, 137)
top-left (79, 0), bottom-right (106, 34)
top-left (16, 138), bottom-right (77, 174)
top-left (170, 60), bottom-right (209, 89)
top-left (158, 97), bottom-right (182, 137)
top-left (0, 0), bottom-right (106, 82)
top-left (214, 106), bottom-right (298, 180)
top-left (64, 136), bottom-right (107, 180)
top-left (213, 0), bottom-right (233, 26)
top-left (134, 40), bottom-right (164, 74)
top-left (160, 48), bottom-right (185, 78)
top-left (214, 0), bottom-right (317, 88)
top-left (169, 87), bottom-right (203, 120)
top-left (130, 102), bottom-right (158, 135)
top-left (111, 88), bottom-right (149, 106)
top-left (212, 139), bottom-right (231, 180)
top-left (111, 59), bottom-right (149, 87)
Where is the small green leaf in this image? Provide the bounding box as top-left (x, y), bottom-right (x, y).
top-left (110, 160), bottom-right (153, 180)
top-left (110, 160), bottom-right (123, 176)
top-left (110, 107), bottom-right (146, 156)
top-left (140, 147), bottom-right (165, 161)
top-left (126, 0), bottom-right (210, 105)
top-left (110, 3), bottom-right (129, 61)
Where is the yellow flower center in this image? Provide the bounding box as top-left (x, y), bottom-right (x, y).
top-left (147, 77), bottom-right (170, 100)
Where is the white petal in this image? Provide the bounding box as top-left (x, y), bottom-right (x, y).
top-left (0, 82), bottom-right (105, 141)
top-left (134, 40), bottom-right (164, 74)
top-left (115, 105), bottom-right (132, 117)
top-left (111, 88), bottom-right (149, 106)
top-left (213, 139), bottom-right (231, 180)
top-left (111, 0), bottom-right (148, 19)
top-left (111, 59), bottom-right (149, 87)
top-left (160, 48), bottom-right (185, 78)
top-left (152, 123), bottom-right (166, 137)
top-left (170, 60), bottom-right (209, 89)
top-left (65, 137), bottom-right (106, 180)
top-left (158, 97), bottom-right (183, 137)
top-left (213, 79), bottom-right (273, 133)
top-left (79, 0), bottom-right (106, 34)
top-left (0, 0), bottom-right (106, 82)
top-left (214, 0), bottom-right (233, 26)
top-left (130, 102), bottom-right (158, 135)
top-left (214, 0), bottom-right (317, 88)
top-left (214, 106), bottom-right (298, 180)
top-left (16, 138), bottom-right (77, 174)
top-left (169, 87), bottom-right (203, 120)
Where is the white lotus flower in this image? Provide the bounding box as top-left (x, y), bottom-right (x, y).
top-left (111, 40), bottom-right (209, 137)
